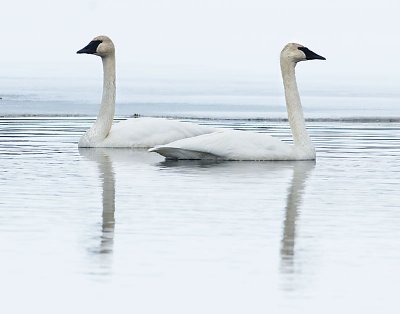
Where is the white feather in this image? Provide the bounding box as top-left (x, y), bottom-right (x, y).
top-left (150, 43), bottom-right (325, 161)
top-left (77, 35), bottom-right (215, 148)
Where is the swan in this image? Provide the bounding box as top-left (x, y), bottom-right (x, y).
top-left (76, 36), bottom-right (215, 148)
top-left (149, 43), bottom-right (325, 160)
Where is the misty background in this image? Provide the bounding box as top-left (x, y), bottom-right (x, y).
top-left (1, 0), bottom-right (400, 116)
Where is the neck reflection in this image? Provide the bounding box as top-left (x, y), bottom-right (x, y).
top-left (79, 148), bottom-right (116, 259)
top-left (98, 154), bottom-right (115, 254)
top-left (280, 161), bottom-right (314, 274)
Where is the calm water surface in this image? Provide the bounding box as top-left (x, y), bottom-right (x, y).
top-left (0, 117), bottom-right (400, 313)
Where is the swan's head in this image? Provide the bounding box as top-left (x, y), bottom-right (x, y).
top-left (281, 43), bottom-right (325, 63)
top-left (77, 35), bottom-right (115, 57)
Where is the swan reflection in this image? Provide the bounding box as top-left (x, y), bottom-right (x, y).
top-left (97, 154), bottom-right (115, 254)
top-left (280, 161), bottom-right (314, 274)
top-left (79, 148), bottom-right (163, 275)
top-left (79, 148), bottom-right (116, 256)
top-left (160, 159), bottom-right (314, 276)
top-left (79, 148), bottom-right (162, 256)
top-left (79, 149), bottom-right (313, 279)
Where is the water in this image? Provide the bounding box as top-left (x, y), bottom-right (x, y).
top-left (2, 76), bottom-right (400, 119)
top-left (1, 117), bottom-right (399, 313)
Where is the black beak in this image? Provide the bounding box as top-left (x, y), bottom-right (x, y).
top-left (76, 40), bottom-right (102, 54)
top-left (298, 47), bottom-right (326, 60)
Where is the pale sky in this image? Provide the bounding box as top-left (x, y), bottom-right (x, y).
top-left (1, 0), bottom-right (400, 86)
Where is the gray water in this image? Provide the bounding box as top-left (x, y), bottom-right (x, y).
top-left (2, 76), bottom-right (400, 119)
top-left (1, 117), bottom-right (399, 313)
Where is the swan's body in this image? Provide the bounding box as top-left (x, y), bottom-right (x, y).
top-left (79, 116), bottom-right (215, 148)
top-left (77, 36), bottom-right (215, 148)
top-left (150, 43), bottom-right (325, 160)
top-left (150, 129), bottom-right (311, 160)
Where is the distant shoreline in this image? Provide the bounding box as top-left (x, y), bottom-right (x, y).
top-left (1, 114), bottom-right (399, 123)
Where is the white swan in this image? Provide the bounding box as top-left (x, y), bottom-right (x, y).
top-left (77, 35), bottom-right (215, 148)
top-left (150, 43), bottom-right (325, 160)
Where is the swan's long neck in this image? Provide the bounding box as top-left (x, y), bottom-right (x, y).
top-left (91, 54), bottom-right (116, 140)
top-left (280, 59), bottom-right (312, 149)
